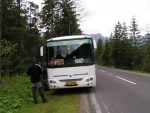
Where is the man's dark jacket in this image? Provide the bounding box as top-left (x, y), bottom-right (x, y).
top-left (27, 64), bottom-right (42, 83)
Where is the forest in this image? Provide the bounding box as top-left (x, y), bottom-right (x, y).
top-left (1, 0), bottom-right (149, 112)
top-left (95, 17), bottom-right (150, 73)
top-left (0, 0), bottom-right (82, 78)
top-left (0, 0), bottom-right (150, 79)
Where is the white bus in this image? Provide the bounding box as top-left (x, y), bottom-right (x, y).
top-left (40, 35), bottom-right (97, 89)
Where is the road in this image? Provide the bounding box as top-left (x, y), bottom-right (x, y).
top-left (93, 66), bottom-right (150, 113)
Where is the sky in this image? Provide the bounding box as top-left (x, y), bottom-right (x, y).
top-left (29, 0), bottom-right (150, 37)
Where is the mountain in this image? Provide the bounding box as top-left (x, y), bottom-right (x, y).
top-left (83, 33), bottom-right (108, 43)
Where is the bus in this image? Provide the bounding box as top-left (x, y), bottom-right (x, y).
top-left (40, 35), bottom-right (97, 89)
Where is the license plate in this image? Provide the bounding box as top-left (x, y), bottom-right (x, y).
top-left (65, 81), bottom-right (77, 86)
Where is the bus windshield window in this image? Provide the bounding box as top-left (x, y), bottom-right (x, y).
top-left (47, 39), bottom-right (94, 67)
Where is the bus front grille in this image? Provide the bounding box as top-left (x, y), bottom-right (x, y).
top-left (59, 78), bottom-right (83, 82)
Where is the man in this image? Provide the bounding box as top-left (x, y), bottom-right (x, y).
top-left (27, 59), bottom-right (48, 104)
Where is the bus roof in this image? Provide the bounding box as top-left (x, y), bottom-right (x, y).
top-left (47, 35), bottom-right (91, 42)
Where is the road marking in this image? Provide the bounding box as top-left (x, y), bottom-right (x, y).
top-left (108, 73), bottom-right (113, 76)
top-left (90, 90), bottom-right (102, 113)
top-left (103, 103), bottom-right (110, 113)
top-left (116, 76), bottom-right (136, 85)
top-left (99, 70), bottom-right (105, 73)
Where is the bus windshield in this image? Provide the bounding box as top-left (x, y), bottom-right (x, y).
top-left (46, 38), bottom-right (94, 68)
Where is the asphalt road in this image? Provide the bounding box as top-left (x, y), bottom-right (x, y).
top-left (93, 66), bottom-right (150, 113)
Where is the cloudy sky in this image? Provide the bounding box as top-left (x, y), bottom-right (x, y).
top-left (30, 0), bottom-right (150, 37)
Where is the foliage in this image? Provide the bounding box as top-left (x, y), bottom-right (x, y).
top-left (129, 16), bottom-right (141, 46)
top-left (0, 75), bottom-right (80, 113)
top-left (1, 0), bottom-right (42, 75)
top-left (0, 75), bottom-right (31, 113)
top-left (95, 39), bottom-right (103, 65)
top-left (1, 0), bottom-right (149, 75)
top-left (129, 17), bottom-right (142, 69)
top-left (141, 33), bottom-right (150, 72)
top-left (0, 40), bottom-right (17, 74)
top-left (111, 22), bottom-right (133, 69)
top-left (19, 90), bottom-right (80, 113)
top-left (1, 0), bottom-right (84, 75)
top-left (40, 0), bottom-right (82, 40)
top-left (59, 0), bottom-right (81, 36)
top-left (102, 39), bottom-right (112, 66)
top-left (97, 18), bottom-right (150, 73)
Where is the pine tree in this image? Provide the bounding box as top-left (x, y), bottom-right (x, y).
top-left (25, 1), bottom-right (41, 60)
top-left (102, 39), bottom-right (112, 66)
top-left (0, 0), bottom-right (2, 78)
top-left (1, 0), bottom-right (41, 74)
top-left (41, 0), bottom-right (81, 39)
top-left (142, 32), bottom-right (150, 72)
top-left (120, 23), bottom-right (132, 69)
top-left (1, 0), bottom-right (27, 74)
top-left (0, 40), bottom-right (17, 76)
top-left (95, 39), bottom-right (103, 65)
top-left (129, 17), bottom-right (142, 69)
top-left (111, 22), bottom-right (133, 69)
top-left (129, 16), bottom-right (141, 46)
top-left (111, 22), bottom-right (122, 68)
top-left (40, 0), bottom-right (59, 39)
top-left (59, 0), bottom-right (81, 36)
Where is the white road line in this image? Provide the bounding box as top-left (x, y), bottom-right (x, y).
top-left (108, 73), bottom-right (113, 76)
top-left (116, 76), bottom-right (136, 85)
top-left (99, 70), bottom-right (105, 73)
top-left (90, 90), bottom-right (102, 113)
top-left (103, 103), bottom-right (110, 113)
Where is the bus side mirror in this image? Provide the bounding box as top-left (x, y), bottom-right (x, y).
top-left (40, 46), bottom-right (43, 56)
top-left (93, 40), bottom-right (97, 49)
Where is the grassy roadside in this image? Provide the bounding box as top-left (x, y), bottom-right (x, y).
top-left (0, 75), bottom-right (80, 113)
top-left (20, 90), bottom-right (80, 113)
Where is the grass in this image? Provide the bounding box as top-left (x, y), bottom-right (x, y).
top-left (20, 90), bottom-right (80, 113)
top-left (0, 75), bottom-right (80, 113)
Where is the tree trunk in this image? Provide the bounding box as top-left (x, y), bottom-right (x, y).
top-left (0, 0), bottom-right (2, 79)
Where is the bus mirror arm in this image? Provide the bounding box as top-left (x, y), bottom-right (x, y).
top-left (93, 40), bottom-right (97, 49)
top-left (40, 46), bottom-right (43, 57)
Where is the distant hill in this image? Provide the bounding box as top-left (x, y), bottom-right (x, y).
top-left (83, 33), bottom-right (108, 43)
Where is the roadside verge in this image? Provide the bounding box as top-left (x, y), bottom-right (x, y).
top-left (89, 88), bottom-right (102, 113)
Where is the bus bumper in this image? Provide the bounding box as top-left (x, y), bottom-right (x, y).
top-left (48, 76), bottom-right (96, 89)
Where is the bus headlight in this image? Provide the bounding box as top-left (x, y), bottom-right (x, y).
top-left (86, 79), bottom-right (90, 82)
top-left (86, 78), bottom-right (94, 82)
top-left (50, 80), bottom-right (56, 84)
top-left (90, 78), bottom-right (93, 81)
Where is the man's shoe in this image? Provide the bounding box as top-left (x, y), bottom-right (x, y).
top-left (34, 102), bottom-right (38, 104)
top-left (43, 100), bottom-right (48, 103)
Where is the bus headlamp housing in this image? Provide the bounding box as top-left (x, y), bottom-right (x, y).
top-left (90, 78), bottom-right (93, 81)
top-left (86, 77), bottom-right (94, 82)
top-left (86, 79), bottom-right (90, 82)
top-left (50, 80), bottom-right (56, 84)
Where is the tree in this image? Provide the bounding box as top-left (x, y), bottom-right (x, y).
top-left (1, 0), bottom-right (42, 74)
top-left (0, 0), bottom-right (2, 79)
top-left (102, 39), bottom-right (112, 66)
top-left (111, 22), bottom-right (122, 68)
top-left (111, 22), bottom-right (132, 69)
top-left (129, 17), bottom-right (142, 69)
top-left (25, 1), bottom-right (41, 60)
top-left (40, 0), bottom-right (82, 39)
top-left (0, 40), bottom-right (17, 76)
top-left (40, 0), bottom-right (59, 39)
top-left (59, 0), bottom-right (81, 36)
top-left (3, 0), bottom-right (30, 74)
top-left (95, 39), bottom-right (103, 65)
top-left (120, 23), bottom-right (132, 69)
top-left (141, 32), bottom-right (150, 72)
top-left (129, 16), bottom-right (141, 46)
